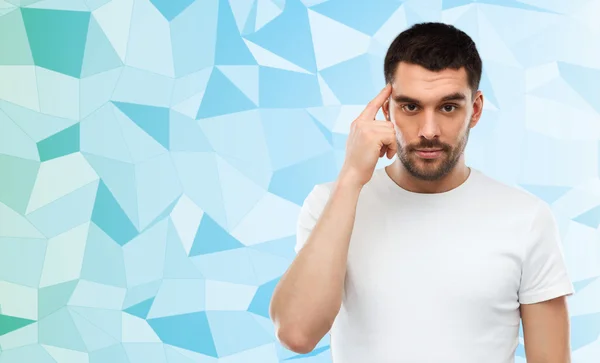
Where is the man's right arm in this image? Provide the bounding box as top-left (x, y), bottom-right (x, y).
top-left (269, 84), bottom-right (396, 354)
top-left (269, 176), bottom-right (363, 354)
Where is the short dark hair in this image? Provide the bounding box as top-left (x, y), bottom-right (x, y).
top-left (384, 22), bottom-right (482, 94)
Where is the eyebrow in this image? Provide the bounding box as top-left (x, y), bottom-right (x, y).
top-left (392, 92), bottom-right (467, 104)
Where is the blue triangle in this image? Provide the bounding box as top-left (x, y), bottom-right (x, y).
top-left (215, 0), bottom-right (256, 66)
top-left (241, 0), bottom-right (258, 36)
top-left (309, 114), bottom-right (332, 145)
top-left (309, 0), bottom-right (401, 36)
top-left (245, 0), bottom-right (316, 73)
top-left (573, 205), bottom-right (600, 229)
top-left (112, 101), bottom-right (170, 149)
top-left (269, 151), bottom-right (337, 205)
top-left (150, 0), bottom-right (195, 21)
top-left (148, 312), bottom-right (217, 357)
top-left (558, 62), bottom-right (600, 114)
top-left (189, 214), bottom-right (245, 256)
top-left (319, 53), bottom-right (380, 104)
top-left (196, 68), bottom-right (257, 119)
top-left (519, 184), bottom-right (571, 204)
top-left (124, 297), bottom-right (154, 319)
top-left (91, 181), bottom-right (139, 246)
top-left (247, 278), bottom-right (279, 318)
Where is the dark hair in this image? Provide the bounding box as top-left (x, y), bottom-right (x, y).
top-left (384, 22), bottom-right (482, 94)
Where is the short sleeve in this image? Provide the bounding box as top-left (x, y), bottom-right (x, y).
top-left (518, 201), bottom-right (574, 304)
top-left (295, 184), bottom-right (332, 254)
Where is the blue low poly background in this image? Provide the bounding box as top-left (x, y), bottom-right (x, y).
top-left (0, 0), bottom-right (599, 362)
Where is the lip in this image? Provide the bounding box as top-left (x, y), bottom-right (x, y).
top-left (414, 149), bottom-right (444, 159)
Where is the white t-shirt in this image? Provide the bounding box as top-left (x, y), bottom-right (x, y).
top-left (295, 166), bottom-right (574, 363)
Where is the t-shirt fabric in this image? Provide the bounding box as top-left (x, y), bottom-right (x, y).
top-left (295, 166), bottom-right (574, 363)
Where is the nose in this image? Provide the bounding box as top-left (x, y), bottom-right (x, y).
top-left (418, 109), bottom-right (440, 139)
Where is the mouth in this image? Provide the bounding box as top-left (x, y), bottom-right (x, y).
top-left (414, 149), bottom-right (444, 159)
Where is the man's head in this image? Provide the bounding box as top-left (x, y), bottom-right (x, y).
top-left (381, 22), bottom-right (484, 181)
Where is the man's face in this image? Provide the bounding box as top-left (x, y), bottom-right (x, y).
top-left (383, 62), bottom-right (483, 181)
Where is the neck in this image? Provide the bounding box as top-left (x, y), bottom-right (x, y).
top-left (385, 156), bottom-right (470, 194)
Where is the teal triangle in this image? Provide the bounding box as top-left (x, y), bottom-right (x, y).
top-left (37, 123), bottom-right (80, 162)
top-left (38, 280), bottom-right (78, 319)
top-left (0, 314), bottom-right (35, 336)
top-left (148, 312), bottom-right (217, 357)
top-left (196, 68), bottom-right (257, 119)
top-left (189, 214), bottom-right (244, 256)
top-left (573, 205), bottom-right (600, 229)
top-left (113, 101), bottom-right (170, 149)
top-left (245, 0), bottom-right (316, 72)
top-left (21, 8), bottom-right (90, 78)
top-left (91, 181), bottom-right (139, 246)
top-left (150, 0), bottom-right (195, 21)
top-left (124, 297), bottom-right (154, 319)
top-left (519, 184), bottom-right (571, 204)
top-left (215, 0), bottom-right (256, 65)
top-left (81, 16), bottom-right (122, 77)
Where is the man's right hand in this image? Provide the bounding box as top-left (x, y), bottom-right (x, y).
top-left (339, 83), bottom-right (397, 188)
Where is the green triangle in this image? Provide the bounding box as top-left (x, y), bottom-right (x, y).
top-left (38, 280), bottom-right (78, 319)
top-left (0, 314), bottom-right (35, 336)
top-left (0, 154), bottom-right (39, 215)
top-left (0, 8), bottom-right (33, 65)
top-left (80, 16), bottom-right (122, 77)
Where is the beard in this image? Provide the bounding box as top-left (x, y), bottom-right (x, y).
top-left (397, 127), bottom-right (470, 181)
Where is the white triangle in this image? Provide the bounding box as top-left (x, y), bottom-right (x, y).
top-left (441, 3), bottom-right (474, 24)
top-left (170, 194), bottom-right (204, 256)
top-left (172, 92), bottom-right (204, 119)
top-left (255, 0), bottom-right (282, 31)
top-left (217, 66), bottom-right (259, 106)
top-left (229, 0), bottom-right (256, 33)
top-left (244, 39), bottom-right (313, 74)
top-left (308, 9), bottom-right (371, 71)
top-left (374, 5), bottom-right (408, 48)
top-left (93, 0), bottom-right (134, 63)
top-left (476, 7), bottom-right (521, 67)
top-left (0, 202), bottom-right (45, 238)
top-left (317, 73), bottom-right (340, 106)
top-left (0, 65), bottom-right (39, 112)
top-left (27, 153), bottom-right (99, 214)
top-left (42, 345), bottom-right (89, 363)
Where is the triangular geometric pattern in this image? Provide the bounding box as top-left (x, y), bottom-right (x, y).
top-left (0, 1), bottom-right (598, 362)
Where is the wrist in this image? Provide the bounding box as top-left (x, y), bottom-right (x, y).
top-left (336, 169), bottom-right (365, 193)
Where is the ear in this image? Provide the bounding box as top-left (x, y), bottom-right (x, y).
top-left (382, 98), bottom-right (391, 121)
top-left (469, 90), bottom-right (484, 127)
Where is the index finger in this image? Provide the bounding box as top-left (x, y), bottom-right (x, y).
top-left (360, 83), bottom-right (392, 119)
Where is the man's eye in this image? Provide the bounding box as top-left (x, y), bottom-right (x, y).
top-left (402, 104), bottom-right (419, 112)
top-left (442, 104), bottom-right (457, 112)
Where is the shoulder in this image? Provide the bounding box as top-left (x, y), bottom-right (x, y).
top-left (470, 168), bottom-right (548, 214)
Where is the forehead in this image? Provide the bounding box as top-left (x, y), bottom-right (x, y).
top-left (391, 62), bottom-right (470, 102)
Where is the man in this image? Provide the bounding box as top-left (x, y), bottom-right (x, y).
top-left (269, 22), bottom-right (574, 363)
